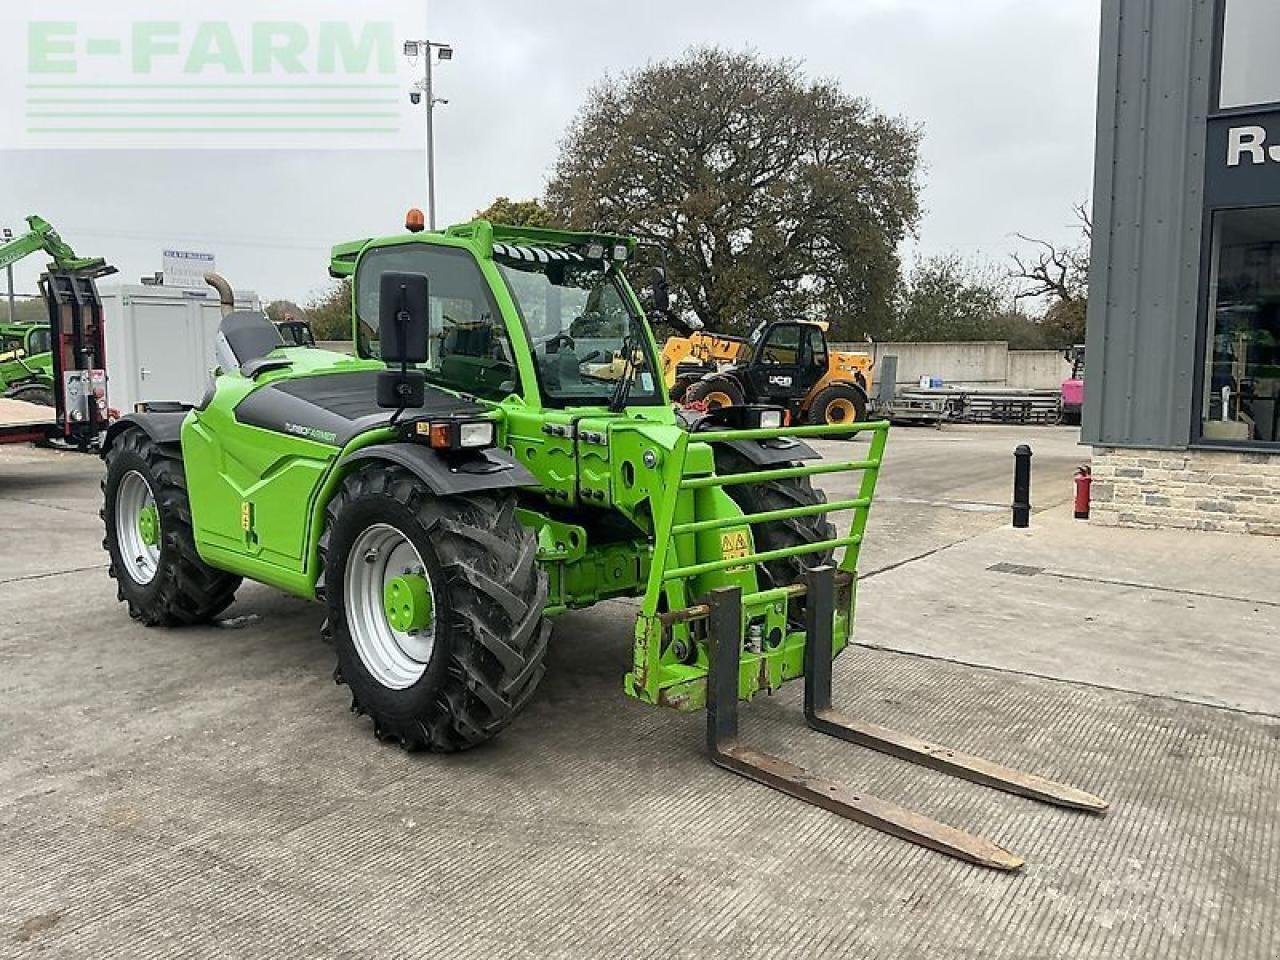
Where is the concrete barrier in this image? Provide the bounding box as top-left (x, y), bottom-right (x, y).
top-left (1006, 350), bottom-right (1071, 391)
top-left (833, 341), bottom-right (1071, 391)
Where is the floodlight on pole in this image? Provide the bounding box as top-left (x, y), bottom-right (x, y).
top-left (404, 38), bottom-right (453, 230)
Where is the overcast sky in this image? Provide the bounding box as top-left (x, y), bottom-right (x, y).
top-left (0, 0), bottom-right (1100, 307)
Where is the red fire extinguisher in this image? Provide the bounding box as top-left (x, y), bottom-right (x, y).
top-left (1074, 465), bottom-right (1092, 520)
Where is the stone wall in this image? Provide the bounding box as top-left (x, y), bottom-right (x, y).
top-left (1090, 447), bottom-right (1280, 535)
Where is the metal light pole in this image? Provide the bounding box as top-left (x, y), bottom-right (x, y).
top-left (3, 227), bottom-right (14, 324)
top-left (404, 40), bottom-right (453, 230)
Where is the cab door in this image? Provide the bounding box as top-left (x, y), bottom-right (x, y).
top-left (745, 323), bottom-right (806, 403)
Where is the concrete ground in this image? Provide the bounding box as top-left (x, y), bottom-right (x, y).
top-left (1, 425), bottom-right (1277, 959)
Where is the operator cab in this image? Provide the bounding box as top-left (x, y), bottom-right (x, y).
top-left (734, 321), bottom-right (829, 408)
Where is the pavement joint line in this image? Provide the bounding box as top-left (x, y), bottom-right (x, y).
top-left (0, 494), bottom-right (99, 518)
top-left (1042, 570), bottom-right (1280, 609)
top-left (0, 562), bottom-right (109, 586)
top-left (856, 496), bottom-right (1080, 581)
top-left (855, 642), bottom-right (1280, 722)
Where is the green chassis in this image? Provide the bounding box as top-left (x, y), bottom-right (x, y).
top-left (175, 219), bottom-right (889, 711)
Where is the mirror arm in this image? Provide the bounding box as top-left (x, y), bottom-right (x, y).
top-left (389, 300), bottom-right (411, 425)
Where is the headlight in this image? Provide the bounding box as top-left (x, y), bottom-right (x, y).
top-left (458, 421), bottom-right (495, 448)
top-left (418, 419), bottom-right (496, 450)
top-left (758, 410), bottom-right (784, 430)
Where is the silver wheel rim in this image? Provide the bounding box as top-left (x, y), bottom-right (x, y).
top-left (344, 523), bottom-right (437, 690)
top-left (115, 470), bottom-right (161, 585)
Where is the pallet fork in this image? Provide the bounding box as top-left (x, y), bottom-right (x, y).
top-left (705, 565), bottom-right (1108, 871)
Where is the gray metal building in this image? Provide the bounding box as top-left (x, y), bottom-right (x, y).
top-left (1086, 0), bottom-right (1280, 534)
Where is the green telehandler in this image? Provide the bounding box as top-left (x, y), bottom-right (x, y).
top-left (100, 214), bottom-right (1106, 870)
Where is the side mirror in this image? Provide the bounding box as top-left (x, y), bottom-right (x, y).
top-left (650, 267), bottom-right (671, 316)
top-left (377, 272), bottom-right (429, 411)
top-left (379, 272), bottom-right (430, 364)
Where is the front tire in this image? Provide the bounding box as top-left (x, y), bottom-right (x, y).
top-left (102, 428), bottom-right (241, 625)
top-left (711, 445), bottom-right (836, 595)
top-left (807, 383), bottom-right (867, 428)
top-left (4, 383), bottom-right (54, 407)
top-left (321, 465), bottom-right (550, 752)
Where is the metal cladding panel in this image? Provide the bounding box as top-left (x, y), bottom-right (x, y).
top-left (1084, 0), bottom-right (1217, 448)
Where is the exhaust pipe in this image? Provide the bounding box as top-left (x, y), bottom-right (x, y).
top-left (204, 272), bottom-right (236, 318)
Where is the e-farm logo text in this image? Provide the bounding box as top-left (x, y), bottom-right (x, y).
top-left (6, 5), bottom-right (422, 150)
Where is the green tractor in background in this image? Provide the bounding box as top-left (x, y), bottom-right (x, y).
top-left (0, 320), bottom-right (54, 405)
top-left (100, 214), bottom-right (1105, 870)
top-left (0, 214), bottom-right (108, 408)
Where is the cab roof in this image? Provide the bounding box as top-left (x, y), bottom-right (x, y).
top-left (329, 218), bottom-right (638, 279)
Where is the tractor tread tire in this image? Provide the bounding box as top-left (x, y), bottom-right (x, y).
top-left (807, 383), bottom-right (868, 427)
top-left (711, 445), bottom-right (836, 594)
top-left (4, 383), bottom-right (54, 407)
top-left (102, 428), bottom-right (241, 626)
top-left (320, 464), bottom-right (550, 753)
top-left (685, 375), bottom-right (745, 409)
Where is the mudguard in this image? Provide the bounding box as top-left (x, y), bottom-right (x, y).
top-left (679, 408), bottom-right (820, 466)
top-left (101, 409), bottom-right (188, 454)
top-left (338, 442), bottom-right (537, 497)
top-left (718, 435), bottom-right (820, 467)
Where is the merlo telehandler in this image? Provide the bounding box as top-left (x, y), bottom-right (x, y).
top-left (100, 214), bottom-right (1105, 870)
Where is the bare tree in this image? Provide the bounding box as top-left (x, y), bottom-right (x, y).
top-left (1008, 204), bottom-right (1091, 345)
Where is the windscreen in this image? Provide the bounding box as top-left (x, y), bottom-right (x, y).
top-left (496, 257), bottom-right (660, 407)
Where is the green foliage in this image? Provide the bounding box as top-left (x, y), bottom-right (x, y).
top-left (474, 197), bottom-right (560, 229)
top-left (303, 279), bottom-right (352, 341)
top-left (2, 298), bottom-right (47, 324)
top-left (891, 255), bottom-right (1008, 342)
top-left (546, 47), bottom-right (922, 340)
top-left (889, 254), bottom-right (1074, 350)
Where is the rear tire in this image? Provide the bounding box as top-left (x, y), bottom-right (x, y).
top-left (102, 428), bottom-right (241, 626)
top-left (710, 445), bottom-right (836, 597)
top-left (321, 465), bottom-right (550, 752)
top-left (686, 375), bottom-right (745, 410)
top-left (4, 383), bottom-right (54, 407)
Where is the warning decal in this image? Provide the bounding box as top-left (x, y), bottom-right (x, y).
top-left (720, 530), bottom-right (751, 572)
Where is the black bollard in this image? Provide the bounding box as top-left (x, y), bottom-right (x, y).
top-left (1012, 444), bottom-right (1032, 528)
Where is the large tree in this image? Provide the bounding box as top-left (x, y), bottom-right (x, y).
top-left (474, 197), bottom-right (560, 229)
top-left (546, 48), bottom-right (921, 338)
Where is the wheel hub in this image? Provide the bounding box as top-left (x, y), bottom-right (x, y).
top-left (384, 574), bottom-right (433, 633)
top-left (344, 523), bottom-right (437, 690)
top-left (137, 505), bottom-right (159, 547)
top-left (115, 470), bottom-right (162, 585)
top-left (826, 398), bottom-right (855, 423)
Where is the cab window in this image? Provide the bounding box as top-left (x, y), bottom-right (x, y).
top-left (27, 329), bottom-right (50, 355)
top-left (758, 325), bottom-right (802, 365)
top-left (806, 327), bottom-right (827, 371)
top-left (355, 244), bottom-right (517, 400)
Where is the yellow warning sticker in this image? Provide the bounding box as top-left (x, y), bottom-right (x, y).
top-left (720, 530), bottom-right (751, 572)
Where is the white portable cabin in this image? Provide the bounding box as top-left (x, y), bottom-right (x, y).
top-left (101, 283), bottom-right (260, 414)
